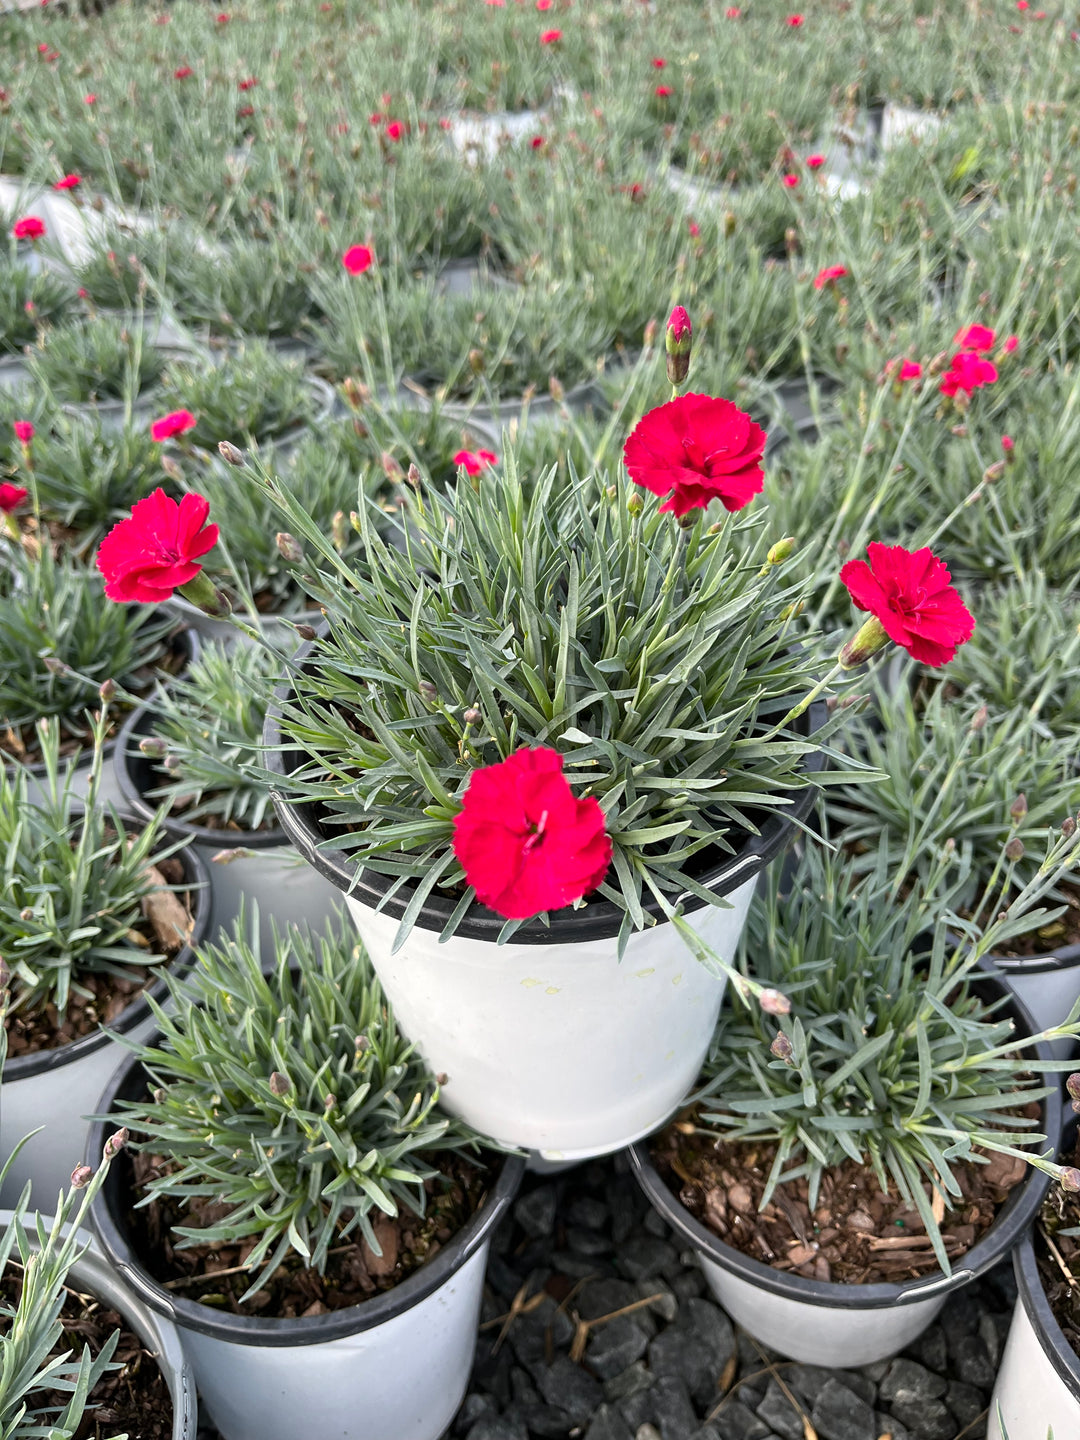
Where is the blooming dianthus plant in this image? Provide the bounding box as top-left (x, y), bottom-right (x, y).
top-left (96, 309), bottom-right (974, 943)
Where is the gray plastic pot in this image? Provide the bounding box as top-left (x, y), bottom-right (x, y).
top-left (114, 704), bottom-right (340, 954)
top-left (628, 976), bottom-right (1061, 1367)
top-left (979, 947), bottom-right (1080, 1062)
top-left (989, 1112), bottom-right (1080, 1440)
top-left (0, 1209), bottom-right (197, 1439)
top-left (0, 826), bottom-right (210, 1209)
top-left (87, 1049), bottom-right (525, 1440)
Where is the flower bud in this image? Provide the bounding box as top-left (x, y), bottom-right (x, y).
top-left (724, 210), bottom-right (736, 237)
top-left (1067, 1073), bottom-right (1080, 1108)
top-left (218, 440), bottom-right (245, 466)
top-left (324, 1094), bottom-right (336, 1111)
top-left (1060, 1166), bottom-right (1080, 1193)
top-left (665, 306), bottom-right (693, 386)
top-left (838, 616), bottom-right (890, 671)
top-left (463, 707), bottom-right (481, 724)
top-left (1010, 793), bottom-right (1028, 822)
top-left (332, 510), bottom-right (348, 552)
top-left (160, 456), bottom-right (184, 483)
top-left (435, 1072), bottom-right (448, 1086)
top-left (70, 1164), bottom-right (93, 1189)
top-left (627, 492), bottom-right (645, 516)
top-left (269, 1071), bottom-right (291, 1097)
top-left (355, 1034), bottom-right (370, 1052)
top-left (1004, 837), bottom-right (1025, 863)
top-left (407, 463), bottom-right (422, 490)
top-left (102, 1127), bottom-right (129, 1161)
top-left (758, 987), bottom-right (792, 1016)
top-left (982, 461), bottom-right (1005, 483)
top-left (770, 1032), bottom-right (794, 1063)
top-left (43, 656), bottom-right (71, 676)
top-left (419, 679), bottom-right (438, 702)
top-left (970, 705), bottom-right (989, 732)
top-left (1063, 816), bottom-right (1077, 839)
top-left (295, 623), bottom-right (317, 642)
top-left (139, 736), bottom-right (169, 759)
top-left (761, 536), bottom-right (796, 574)
top-left (98, 678), bottom-right (116, 703)
top-left (276, 532), bottom-right (304, 564)
top-left (0, 957), bottom-right (9, 989)
top-left (19, 907), bottom-right (33, 921)
top-left (549, 376), bottom-right (565, 404)
top-left (643, 317), bottom-right (658, 349)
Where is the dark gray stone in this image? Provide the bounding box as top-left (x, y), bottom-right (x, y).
top-left (786, 1365), bottom-right (834, 1404)
top-left (515, 1185), bottom-right (558, 1238)
top-left (510, 1367), bottom-right (539, 1404)
top-left (508, 1296), bottom-right (574, 1369)
top-left (568, 1226), bottom-right (614, 1258)
top-left (687, 1430), bottom-right (723, 1440)
top-left (640, 1279), bottom-right (678, 1323)
top-left (671, 1269), bottom-right (705, 1301)
top-left (455, 1393), bottom-right (496, 1435)
top-left (617, 1387), bottom-right (656, 1432)
top-left (537, 1358), bottom-right (603, 1426)
top-left (644, 1208), bottom-right (670, 1239)
top-left (858, 1360), bottom-right (891, 1385)
top-left (580, 1278), bottom-right (643, 1321)
top-left (585, 1405), bottom-right (634, 1440)
top-left (887, 1397), bottom-right (956, 1440)
top-left (607, 1179), bottom-right (641, 1243)
top-left (810, 1378), bottom-right (877, 1440)
top-left (685, 1298), bottom-right (735, 1364)
top-left (554, 1250), bottom-right (610, 1279)
top-left (487, 1254), bottom-right (526, 1301)
top-left (756, 1380), bottom-right (806, 1440)
top-left (711, 1399), bottom-right (773, 1440)
top-left (949, 1333), bottom-right (995, 1390)
top-left (605, 1362), bottom-right (654, 1404)
top-left (472, 1339), bottom-right (515, 1406)
top-left (835, 1371), bottom-right (877, 1409)
top-left (646, 1299), bottom-right (735, 1410)
top-left (940, 1292), bottom-right (981, 1338)
top-left (587, 1316), bottom-right (650, 1380)
top-left (902, 1324), bottom-right (948, 1375)
top-left (945, 1379), bottom-right (986, 1429)
top-left (618, 1236), bottom-right (680, 1282)
top-left (979, 1310), bottom-right (1003, 1369)
top-left (466, 1418), bottom-right (529, 1440)
top-left (879, 1360), bottom-right (948, 1406)
top-left (504, 1402), bottom-right (571, 1439)
top-left (876, 1416), bottom-right (910, 1440)
top-left (651, 1375), bottom-right (699, 1440)
top-left (569, 1196), bottom-right (609, 1230)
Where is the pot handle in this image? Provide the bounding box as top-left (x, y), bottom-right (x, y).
top-left (113, 1257), bottom-right (179, 1321)
top-left (895, 1270), bottom-right (974, 1303)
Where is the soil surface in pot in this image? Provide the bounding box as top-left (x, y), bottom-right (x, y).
top-left (1035, 1129), bottom-right (1080, 1360)
top-left (651, 1117), bottom-right (1033, 1285)
top-left (4, 855), bottom-right (194, 1058)
top-left (0, 1265), bottom-right (173, 1439)
top-left (968, 880), bottom-right (1080, 957)
top-left (122, 1149), bottom-right (492, 1318)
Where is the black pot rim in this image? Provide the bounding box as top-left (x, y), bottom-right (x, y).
top-left (262, 635), bottom-right (827, 944)
top-left (3, 818), bottom-right (210, 1081)
top-left (87, 1045), bottom-right (525, 1348)
top-left (115, 705), bottom-right (288, 851)
top-left (982, 943), bottom-right (1080, 975)
top-left (628, 973), bottom-right (1061, 1311)
top-left (10, 622), bottom-right (199, 782)
top-left (1014, 1112), bottom-right (1080, 1403)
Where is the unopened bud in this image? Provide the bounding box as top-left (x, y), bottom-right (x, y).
top-left (435, 1072), bottom-right (448, 1086)
top-left (295, 623), bottom-right (317, 642)
top-left (665, 305), bottom-right (693, 386)
top-left (643, 317), bottom-right (658, 349)
top-left (160, 455), bottom-right (184, 483)
top-left (970, 705), bottom-right (989, 732)
top-left (163, 753), bottom-right (183, 773)
top-left (468, 347), bottom-right (484, 375)
top-left (19, 908), bottom-right (33, 922)
top-left (419, 679), bottom-right (438, 702)
top-left (463, 707), bottom-right (481, 724)
top-left (762, 536), bottom-right (796, 573)
top-left (770, 1032), bottom-right (794, 1063)
top-left (549, 376), bottom-right (565, 403)
top-left (838, 615), bottom-right (890, 670)
top-left (1010, 793), bottom-right (1028, 822)
top-left (218, 440), bottom-right (245, 466)
top-left (139, 736), bottom-right (169, 759)
top-left (98, 678), bottom-right (116, 703)
top-left (355, 1034), bottom-right (370, 1052)
top-left (269, 1071), bottom-right (291, 1097)
top-left (758, 987), bottom-right (791, 1016)
top-left (324, 1094), bottom-right (336, 1111)
top-left (332, 510), bottom-right (348, 552)
top-left (724, 210), bottom-right (736, 237)
top-left (1004, 837), bottom-right (1025, 863)
top-left (1060, 1166), bottom-right (1080, 1193)
top-left (1063, 816), bottom-right (1077, 839)
top-left (276, 532), bottom-right (304, 564)
top-left (982, 461), bottom-right (1005, 483)
top-left (70, 1164), bottom-right (93, 1190)
top-left (102, 1127), bottom-right (129, 1160)
top-left (1067, 1073), bottom-right (1080, 1109)
top-left (779, 601), bottom-right (804, 622)
top-left (43, 656), bottom-right (70, 676)
top-left (381, 450), bottom-right (403, 481)
top-left (627, 491), bottom-right (645, 516)
top-left (342, 377), bottom-right (369, 410)
top-left (407, 463), bottom-right (421, 490)
top-left (153, 1088), bottom-right (167, 1104)
top-left (0, 957), bottom-right (9, 988)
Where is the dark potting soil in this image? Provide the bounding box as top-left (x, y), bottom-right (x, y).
top-left (196, 1149), bottom-right (1018, 1440)
top-left (650, 1120), bottom-right (1032, 1286)
top-left (975, 880), bottom-right (1080, 957)
top-left (4, 855), bottom-right (194, 1057)
top-left (0, 1266), bottom-right (172, 1439)
top-left (124, 1150), bottom-right (490, 1319)
top-left (1035, 1130), bottom-right (1080, 1362)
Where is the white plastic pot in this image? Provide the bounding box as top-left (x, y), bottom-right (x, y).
top-left (0, 832), bottom-right (210, 1209)
top-left (627, 978), bottom-right (1061, 1367)
top-left (989, 1233), bottom-right (1080, 1440)
top-left (87, 1055), bottom-right (524, 1440)
top-left (0, 1209), bottom-right (198, 1439)
top-left (265, 653), bottom-right (826, 1159)
top-left (115, 705), bottom-right (340, 954)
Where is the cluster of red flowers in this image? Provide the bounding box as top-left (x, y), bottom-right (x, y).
top-left (12, 216), bottom-right (45, 240)
top-left (453, 448), bottom-right (498, 475)
top-left (938, 323), bottom-right (1017, 399)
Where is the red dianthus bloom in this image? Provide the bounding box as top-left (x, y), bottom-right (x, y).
top-left (342, 244), bottom-right (374, 275)
top-left (96, 489), bottom-right (219, 604)
top-left (953, 323), bottom-right (996, 352)
top-left (813, 265), bottom-right (848, 289)
top-left (0, 483), bottom-right (28, 513)
top-left (150, 409), bottom-right (197, 443)
top-left (13, 216), bottom-right (45, 240)
top-left (452, 748), bottom-right (612, 920)
top-left (939, 352), bottom-right (998, 397)
top-left (453, 449), bottom-right (498, 475)
top-left (840, 542), bottom-right (974, 668)
top-left (623, 393), bottom-right (766, 518)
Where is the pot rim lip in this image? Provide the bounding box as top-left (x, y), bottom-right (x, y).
top-left (115, 704), bottom-right (289, 851)
top-left (3, 818), bottom-right (210, 1081)
top-left (262, 634), bottom-right (828, 944)
top-left (627, 975), bottom-right (1060, 1311)
top-left (981, 943), bottom-right (1080, 974)
top-left (87, 1046), bottom-right (525, 1347)
top-left (1014, 1114), bottom-right (1080, 1402)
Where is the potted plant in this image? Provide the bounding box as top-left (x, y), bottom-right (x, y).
top-left (0, 263), bottom-right (72, 385)
top-left (87, 915), bottom-right (524, 1440)
top-left (0, 712), bottom-right (210, 1206)
top-left (94, 321), bottom-right (979, 1158)
top-left (30, 414), bottom-right (162, 556)
top-left (989, 1105), bottom-right (1080, 1440)
top-left (114, 641), bottom-right (340, 951)
top-left (28, 313), bottom-right (189, 431)
top-left (629, 825), bottom-right (1080, 1368)
top-left (0, 1124), bottom-right (197, 1440)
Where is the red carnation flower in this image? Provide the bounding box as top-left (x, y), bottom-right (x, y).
top-left (530, 134), bottom-right (545, 149)
top-left (782, 173), bottom-right (799, 188)
top-left (939, 352), bottom-right (998, 398)
top-left (652, 56), bottom-right (666, 67)
top-left (96, 489), bottom-right (219, 604)
top-left (806, 153), bottom-right (825, 169)
top-left (452, 748), bottom-right (612, 920)
top-left (537, 0), bottom-right (552, 8)
top-left (813, 265), bottom-right (848, 290)
top-left (150, 409), bottom-right (197, 443)
top-left (453, 448), bottom-right (498, 475)
top-left (540, 28), bottom-right (562, 43)
top-left (53, 174), bottom-right (81, 190)
top-left (174, 65), bottom-right (193, 79)
top-left (840, 543), bottom-right (974, 668)
top-left (13, 420), bottom-right (34, 444)
top-left (1001, 435), bottom-right (1014, 454)
top-left (1004, 334), bottom-right (1019, 353)
top-left (623, 393), bottom-right (766, 518)
top-left (237, 105), bottom-right (255, 118)
top-left (655, 85), bottom-right (673, 97)
top-left (216, 11), bottom-right (229, 20)
top-left (0, 483), bottom-right (28, 514)
top-left (238, 76), bottom-right (258, 90)
top-left (953, 323), bottom-right (995, 352)
top-left (893, 358), bottom-right (922, 382)
top-left (13, 216), bottom-right (45, 241)
top-left (385, 119), bottom-right (404, 140)
top-left (726, 5), bottom-right (741, 14)
top-left (786, 12), bottom-right (804, 24)
top-left (688, 219), bottom-right (701, 237)
top-left (84, 94), bottom-right (97, 105)
top-left (342, 244), bottom-right (374, 275)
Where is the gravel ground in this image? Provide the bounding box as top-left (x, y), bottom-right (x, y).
top-left (197, 1152), bottom-right (1015, 1440)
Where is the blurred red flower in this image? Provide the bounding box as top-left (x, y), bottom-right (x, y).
top-left (53, 174), bottom-right (81, 190)
top-left (150, 409), bottom-right (197, 443)
top-left (0, 484), bottom-right (28, 514)
top-left (939, 352), bottom-right (998, 397)
top-left (13, 217), bottom-right (45, 240)
top-left (342, 245), bottom-right (374, 274)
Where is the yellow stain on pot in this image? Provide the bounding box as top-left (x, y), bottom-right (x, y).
top-left (634, 968), bottom-right (655, 978)
top-left (520, 978), bottom-right (542, 988)
top-left (546, 986), bottom-right (560, 995)
top-left (672, 973), bottom-right (683, 986)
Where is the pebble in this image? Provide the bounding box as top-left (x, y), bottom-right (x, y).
top-left (588, 1315), bottom-right (651, 1380)
top-left (713, 1398), bottom-right (774, 1440)
top-left (618, 1235), bottom-right (680, 1282)
top-left (465, 1416), bottom-right (528, 1440)
top-left (537, 1357), bottom-right (603, 1424)
top-left (879, 1358), bottom-right (948, 1405)
top-left (755, 1378), bottom-right (806, 1440)
top-left (950, 1333), bottom-right (996, 1390)
top-left (604, 1362), bottom-right (654, 1404)
top-left (513, 1185), bottom-right (557, 1238)
top-left (887, 1395), bottom-right (956, 1440)
top-left (650, 1374), bottom-right (699, 1440)
top-left (585, 1404), bottom-right (634, 1440)
top-left (810, 1378), bottom-right (878, 1440)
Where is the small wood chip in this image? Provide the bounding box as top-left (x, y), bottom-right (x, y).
top-left (140, 862), bottom-right (194, 951)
